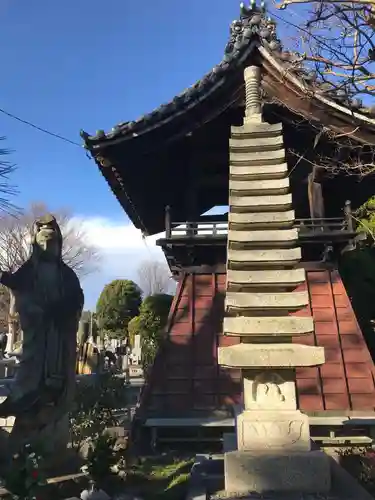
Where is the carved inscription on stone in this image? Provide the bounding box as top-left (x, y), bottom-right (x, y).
top-left (237, 413), bottom-right (310, 452)
top-left (243, 420), bottom-right (304, 448)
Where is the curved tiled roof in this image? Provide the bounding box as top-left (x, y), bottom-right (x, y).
top-left (81, 1), bottom-right (375, 149)
top-left (81, 2), bottom-right (281, 147)
top-left (81, 1), bottom-right (375, 235)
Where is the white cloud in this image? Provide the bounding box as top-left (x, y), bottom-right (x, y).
top-left (81, 216), bottom-right (165, 251)
top-left (78, 217), bottom-right (171, 309)
top-left (78, 210), bottom-right (230, 308)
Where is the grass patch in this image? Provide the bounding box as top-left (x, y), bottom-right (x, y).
top-left (126, 454), bottom-right (194, 500)
top-left (0, 453), bottom-right (195, 500)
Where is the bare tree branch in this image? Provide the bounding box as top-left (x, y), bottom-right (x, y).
top-left (277, 0), bottom-right (375, 8)
top-left (257, 0), bottom-right (375, 176)
top-left (137, 259), bottom-right (173, 297)
top-left (0, 137), bottom-right (19, 216)
top-left (274, 0), bottom-right (375, 102)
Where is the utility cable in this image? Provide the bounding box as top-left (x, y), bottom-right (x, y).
top-left (0, 105), bottom-right (151, 234)
top-left (0, 107), bottom-right (82, 147)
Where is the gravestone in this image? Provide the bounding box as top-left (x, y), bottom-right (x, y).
top-left (131, 334), bottom-right (141, 365)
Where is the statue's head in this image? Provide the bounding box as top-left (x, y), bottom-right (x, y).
top-left (31, 213), bottom-right (63, 260)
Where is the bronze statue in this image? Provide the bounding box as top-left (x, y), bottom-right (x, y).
top-left (0, 214), bottom-right (84, 450)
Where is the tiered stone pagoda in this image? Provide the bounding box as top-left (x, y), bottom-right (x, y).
top-left (81, 1), bottom-right (375, 493)
top-left (219, 65), bottom-right (329, 492)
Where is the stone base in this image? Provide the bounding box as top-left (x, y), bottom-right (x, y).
top-left (236, 410), bottom-right (310, 452)
top-left (0, 411), bottom-right (70, 466)
top-left (224, 450), bottom-right (331, 494)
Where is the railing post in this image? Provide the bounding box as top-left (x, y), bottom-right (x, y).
top-left (165, 205), bottom-right (171, 238)
top-left (186, 221), bottom-right (198, 237)
top-left (344, 200), bottom-right (354, 232)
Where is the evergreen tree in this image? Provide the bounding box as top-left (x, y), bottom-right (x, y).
top-left (96, 280), bottom-right (142, 340)
top-left (129, 293), bottom-right (173, 373)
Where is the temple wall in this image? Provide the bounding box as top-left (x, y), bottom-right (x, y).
top-left (138, 267), bottom-right (375, 418)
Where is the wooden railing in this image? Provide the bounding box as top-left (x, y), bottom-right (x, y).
top-left (295, 217), bottom-right (348, 233)
top-left (164, 201), bottom-right (355, 239)
top-left (168, 221), bottom-right (228, 237)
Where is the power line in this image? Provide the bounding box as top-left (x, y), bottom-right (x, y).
top-left (0, 105), bottom-right (153, 234)
top-left (0, 107), bottom-right (82, 147)
top-left (0, 104), bottom-right (152, 232)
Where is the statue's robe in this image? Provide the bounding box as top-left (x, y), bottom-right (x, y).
top-left (0, 245), bottom-right (84, 447)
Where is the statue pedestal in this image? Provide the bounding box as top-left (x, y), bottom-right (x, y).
top-left (0, 409), bottom-right (71, 465)
top-left (41, 413), bottom-right (70, 454)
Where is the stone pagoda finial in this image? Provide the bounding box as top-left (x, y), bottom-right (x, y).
top-left (244, 65), bottom-right (262, 123)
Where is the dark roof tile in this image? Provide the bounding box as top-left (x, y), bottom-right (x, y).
top-left (81, 2), bottom-right (281, 145)
top-left (81, 1), bottom-right (375, 152)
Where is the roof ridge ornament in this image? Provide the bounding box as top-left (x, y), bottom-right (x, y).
top-left (240, 0), bottom-right (266, 17)
top-left (225, 1), bottom-right (282, 60)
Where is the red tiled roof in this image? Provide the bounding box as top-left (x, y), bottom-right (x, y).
top-left (138, 266), bottom-right (375, 418)
top-left (294, 269), bottom-right (375, 412)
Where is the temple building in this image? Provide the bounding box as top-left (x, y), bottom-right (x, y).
top-left (82, 3), bottom-right (375, 450)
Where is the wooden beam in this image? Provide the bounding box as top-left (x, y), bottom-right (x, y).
top-left (170, 264), bottom-right (227, 274)
top-left (156, 237), bottom-right (227, 247)
top-left (308, 166), bottom-right (325, 220)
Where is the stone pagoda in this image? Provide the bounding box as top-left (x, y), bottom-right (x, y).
top-left (218, 65), bottom-right (330, 493)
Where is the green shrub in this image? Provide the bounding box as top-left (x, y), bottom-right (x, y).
top-left (4, 443), bottom-right (47, 500)
top-left (82, 432), bottom-right (117, 485)
top-left (69, 372), bottom-right (127, 453)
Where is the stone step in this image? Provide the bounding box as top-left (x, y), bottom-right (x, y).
top-left (228, 247), bottom-right (301, 267)
top-left (223, 315), bottom-right (314, 336)
top-left (230, 163), bottom-right (288, 181)
top-left (229, 210), bottom-right (295, 229)
top-left (225, 291), bottom-right (309, 313)
top-left (231, 122), bottom-right (282, 139)
top-left (230, 194), bottom-right (292, 212)
top-left (230, 149), bottom-right (285, 166)
top-left (229, 135), bottom-right (283, 152)
top-left (228, 229), bottom-right (298, 247)
top-left (218, 343), bottom-right (325, 368)
top-left (227, 268), bottom-right (306, 288)
top-left (229, 178), bottom-right (289, 196)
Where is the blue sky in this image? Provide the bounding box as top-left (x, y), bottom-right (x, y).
top-left (0, 0), bottom-right (297, 308)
